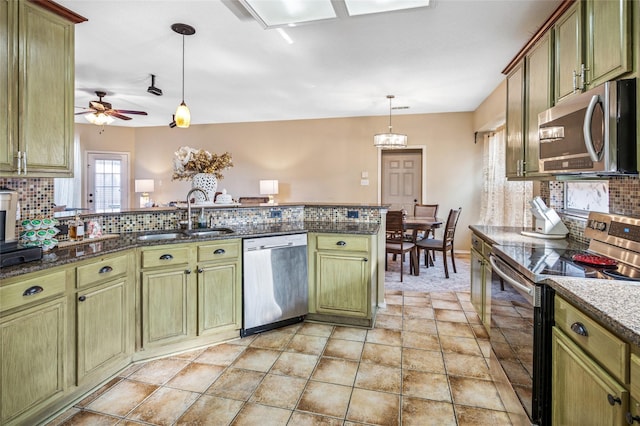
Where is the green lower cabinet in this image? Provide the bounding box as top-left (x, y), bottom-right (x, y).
top-left (552, 327), bottom-right (628, 425)
top-left (142, 267), bottom-right (194, 348)
top-left (1, 297), bottom-right (67, 425)
top-left (76, 278), bottom-right (131, 386)
top-left (315, 251), bottom-right (370, 317)
top-left (197, 260), bottom-right (241, 335)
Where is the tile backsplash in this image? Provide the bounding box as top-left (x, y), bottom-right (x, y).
top-left (0, 177), bottom-right (54, 220)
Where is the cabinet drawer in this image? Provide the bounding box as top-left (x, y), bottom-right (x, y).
top-left (0, 270), bottom-right (67, 312)
top-left (555, 295), bottom-right (628, 383)
top-left (471, 234), bottom-right (491, 258)
top-left (197, 240), bottom-right (240, 263)
top-left (316, 235), bottom-right (369, 252)
top-left (141, 246), bottom-right (190, 268)
top-left (76, 253), bottom-right (129, 288)
top-left (631, 354), bottom-right (640, 398)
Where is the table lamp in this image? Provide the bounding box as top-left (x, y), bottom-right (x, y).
top-left (259, 180), bottom-right (279, 204)
top-left (135, 179), bottom-right (154, 208)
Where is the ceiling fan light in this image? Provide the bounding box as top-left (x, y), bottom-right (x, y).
top-left (85, 112), bottom-right (114, 126)
top-left (175, 102), bottom-right (191, 128)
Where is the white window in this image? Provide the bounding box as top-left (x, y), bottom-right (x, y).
top-left (564, 181), bottom-right (609, 215)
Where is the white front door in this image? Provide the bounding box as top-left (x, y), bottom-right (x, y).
top-left (86, 151), bottom-right (130, 212)
top-left (381, 149), bottom-right (422, 212)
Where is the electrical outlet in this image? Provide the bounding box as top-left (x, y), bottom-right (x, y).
top-left (347, 210), bottom-right (359, 219)
top-left (270, 210), bottom-right (282, 218)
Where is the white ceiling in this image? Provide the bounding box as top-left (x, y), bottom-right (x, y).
top-left (57, 0), bottom-right (561, 128)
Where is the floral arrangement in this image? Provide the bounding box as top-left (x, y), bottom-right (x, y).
top-left (172, 146), bottom-right (233, 181)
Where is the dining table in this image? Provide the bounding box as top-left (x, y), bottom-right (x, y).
top-left (403, 216), bottom-right (442, 275)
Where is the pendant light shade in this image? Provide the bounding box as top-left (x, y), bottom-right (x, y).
top-left (172, 23), bottom-right (195, 129)
top-left (374, 95), bottom-right (407, 149)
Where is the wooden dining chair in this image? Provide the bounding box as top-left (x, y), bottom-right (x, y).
top-left (415, 208), bottom-right (461, 278)
top-left (412, 203), bottom-right (439, 240)
top-left (385, 210), bottom-right (417, 282)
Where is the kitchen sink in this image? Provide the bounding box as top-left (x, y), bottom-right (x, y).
top-left (137, 228), bottom-right (234, 241)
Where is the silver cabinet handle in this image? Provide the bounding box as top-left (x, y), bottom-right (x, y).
top-left (572, 69), bottom-right (578, 92)
top-left (17, 151), bottom-right (22, 174)
top-left (22, 151), bottom-right (27, 174)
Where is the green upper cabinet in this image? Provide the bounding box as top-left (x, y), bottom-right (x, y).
top-left (554, 0), bottom-right (631, 104)
top-left (506, 61), bottom-right (525, 178)
top-left (0, 1), bottom-right (76, 177)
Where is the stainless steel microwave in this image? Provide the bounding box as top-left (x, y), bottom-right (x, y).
top-left (537, 78), bottom-right (636, 175)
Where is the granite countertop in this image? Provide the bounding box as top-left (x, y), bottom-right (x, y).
top-left (471, 225), bottom-right (640, 348)
top-left (0, 221), bottom-right (380, 280)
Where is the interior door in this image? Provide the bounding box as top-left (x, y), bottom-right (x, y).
top-left (381, 149), bottom-right (422, 212)
top-left (86, 152), bottom-right (129, 211)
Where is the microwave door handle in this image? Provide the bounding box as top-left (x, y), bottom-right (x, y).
top-left (583, 94), bottom-right (601, 162)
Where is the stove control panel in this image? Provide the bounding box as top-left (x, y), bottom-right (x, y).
top-left (585, 212), bottom-right (640, 255)
top-left (609, 221), bottom-right (640, 243)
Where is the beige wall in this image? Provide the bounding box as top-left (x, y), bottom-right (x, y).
top-left (76, 107), bottom-right (494, 251)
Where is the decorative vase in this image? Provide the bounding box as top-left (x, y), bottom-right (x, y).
top-left (192, 173), bottom-right (218, 203)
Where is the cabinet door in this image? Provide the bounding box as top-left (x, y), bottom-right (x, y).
top-left (142, 267), bottom-right (193, 347)
top-left (76, 278), bottom-right (131, 385)
top-left (554, 2), bottom-right (583, 102)
top-left (525, 33), bottom-right (552, 175)
top-left (0, 1), bottom-right (15, 173)
top-left (552, 327), bottom-right (628, 426)
top-left (586, 0), bottom-right (631, 88)
top-left (16, 1), bottom-right (74, 176)
top-left (315, 251), bottom-right (369, 318)
top-left (506, 61), bottom-right (525, 178)
top-left (197, 261), bottom-right (241, 335)
top-left (1, 298), bottom-right (66, 424)
top-left (470, 249), bottom-right (484, 319)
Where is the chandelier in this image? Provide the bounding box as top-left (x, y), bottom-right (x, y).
top-left (373, 95), bottom-right (407, 149)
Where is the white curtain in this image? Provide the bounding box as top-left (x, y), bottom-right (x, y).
top-left (479, 127), bottom-right (532, 226)
top-left (54, 135), bottom-right (82, 209)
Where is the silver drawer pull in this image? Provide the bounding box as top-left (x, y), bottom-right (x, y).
top-left (570, 322), bottom-right (589, 337)
top-left (159, 254), bottom-right (173, 260)
top-left (213, 249), bottom-right (225, 255)
top-left (23, 286), bottom-right (44, 296)
top-left (99, 266), bottom-right (113, 274)
top-left (336, 241), bottom-right (346, 246)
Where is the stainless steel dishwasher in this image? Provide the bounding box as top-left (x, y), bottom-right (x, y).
top-left (241, 233), bottom-right (308, 337)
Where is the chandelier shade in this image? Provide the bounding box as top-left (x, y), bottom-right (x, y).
top-left (373, 95), bottom-right (407, 149)
top-left (84, 112), bottom-right (114, 126)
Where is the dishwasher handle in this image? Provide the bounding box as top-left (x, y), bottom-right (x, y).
top-left (489, 255), bottom-right (533, 296)
top-left (247, 242), bottom-right (295, 251)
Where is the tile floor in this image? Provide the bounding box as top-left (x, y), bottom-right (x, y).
top-left (49, 290), bottom-right (512, 426)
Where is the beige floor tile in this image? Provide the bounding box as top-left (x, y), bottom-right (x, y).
top-left (459, 300), bottom-right (477, 312)
top-left (127, 387), bottom-right (199, 425)
top-left (385, 295), bottom-right (404, 305)
top-left (402, 290), bottom-right (430, 299)
top-left (401, 396), bottom-right (457, 426)
top-left (45, 407), bottom-right (81, 426)
top-left (231, 403), bottom-right (292, 426)
top-left (431, 299), bottom-right (462, 310)
top-left (361, 342), bottom-right (402, 367)
top-left (55, 411), bottom-right (120, 426)
top-left (437, 321), bottom-right (475, 338)
top-left (249, 373), bottom-right (307, 409)
top-left (403, 296), bottom-right (431, 307)
top-left (439, 335), bottom-right (483, 357)
top-left (457, 291), bottom-right (471, 300)
top-left (402, 331), bottom-right (441, 351)
top-left (298, 322), bottom-right (334, 337)
top-left (402, 370), bottom-right (451, 402)
top-left (228, 335), bottom-right (256, 346)
top-left (465, 311), bottom-right (482, 324)
top-left (471, 323), bottom-right (490, 340)
top-left (169, 347), bottom-right (206, 361)
top-left (86, 379), bottom-right (158, 417)
top-left (375, 313), bottom-right (403, 330)
top-left (286, 334), bottom-right (328, 355)
top-left (323, 338), bottom-right (364, 360)
top-left (478, 339), bottom-right (492, 358)
top-left (430, 292), bottom-right (458, 301)
top-left (166, 362), bottom-right (225, 393)
top-left (311, 357), bottom-right (358, 386)
top-left (402, 348), bottom-right (445, 374)
top-left (232, 347), bottom-right (280, 372)
top-left (403, 306), bottom-right (434, 319)
top-left (455, 405), bottom-right (513, 425)
top-left (118, 363), bottom-right (144, 378)
top-left (354, 363), bottom-right (401, 393)
top-left (75, 377), bottom-right (122, 408)
top-left (403, 318), bottom-right (437, 334)
top-left (250, 331), bottom-right (294, 350)
top-left (196, 343), bottom-right (246, 366)
top-left (278, 322), bottom-right (303, 334)
top-left (366, 328), bottom-right (402, 346)
top-left (378, 303), bottom-right (403, 316)
top-left (331, 326), bottom-right (367, 341)
top-left (288, 411), bottom-right (344, 425)
top-left (175, 395), bottom-right (243, 425)
top-left (128, 358), bottom-right (190, 385)
top-left (434, 308), bottom-right (469, 323)
top-left (205, 368), bottom-right (265, 400)
top-left (449, 376), bottom-right (505, 411)
top-left (271, 352), bottom-right (319, 378)
top-left (443, 352), bottom-right (491, 380)
top-left (297, 381), bottom-right (352, 418)
top-left (346, 388), bottom-right (400, 425)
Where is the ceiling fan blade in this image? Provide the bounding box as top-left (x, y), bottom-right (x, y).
top-left (89, 101), bottom-right (105, 111)
top-left (114, 109), bottom-right (148, 116)
top-left (109, 112), bottom-right (132, 120)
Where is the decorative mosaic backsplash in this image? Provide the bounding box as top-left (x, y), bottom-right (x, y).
top-left (0, 177), bottom-right (54, 220)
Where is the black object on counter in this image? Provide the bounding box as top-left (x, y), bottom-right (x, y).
top-left (0, 242), bottom-right (43, 268)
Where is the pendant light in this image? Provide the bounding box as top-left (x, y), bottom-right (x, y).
top-left (373, 95), bottom-right (407, 149)
top-left (172, 23), bottom-right (195, 128)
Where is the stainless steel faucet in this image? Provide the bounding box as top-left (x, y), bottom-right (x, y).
top-left (186, 187), bottom-right (208, 230)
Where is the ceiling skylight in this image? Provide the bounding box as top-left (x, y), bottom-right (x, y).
top-left (344, 0), bottom-right (430, 16)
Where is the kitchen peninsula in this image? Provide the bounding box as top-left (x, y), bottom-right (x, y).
top-left (0, 202), bottom-right (387, 426)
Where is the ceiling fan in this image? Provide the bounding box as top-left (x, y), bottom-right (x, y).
top-left (76, 91), bottom-right (148, 124)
